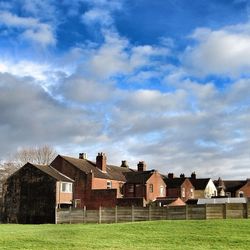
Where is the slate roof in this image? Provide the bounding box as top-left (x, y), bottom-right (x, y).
top-left (59, 155), bottom-right (134, 181)
top-left (31, 163), bottom-right (74, 182)
top-left (214, 180), bottom-right (246, 193)
top-left (124, 170), bottom-right (155, 184)
top-left (162, 176), bottom-right (187, 188)
top-left (189, 178), bottom-right (211, 190)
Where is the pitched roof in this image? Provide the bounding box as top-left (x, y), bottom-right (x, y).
top-left (162, 177), bottom-right (186, 188)
top-left (220, 180), bottom-right (246, 193)
top-left (124, 170), bottom-right (155, 184)
top-left (31, 163), bottom-right (74, 182)
top-left (189, 178), bottom-right (211, 190)
top-left (59, 155), bottom-right (133, 181)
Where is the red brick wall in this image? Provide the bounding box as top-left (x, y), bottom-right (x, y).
top-left (86, 189), bottom-right (117, 209)
top-left (146, 172), bottom-right (166, 202)
top-left (51, 156), bottom-right (87, 208)
top-left (237, 181), bottom-right (250, 197)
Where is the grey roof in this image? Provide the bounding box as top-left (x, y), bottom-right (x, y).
top-left (124, 170), bottom-right (155, 184)
top-left (189, 178), bottom-right (211, 190)
top-left (59, 155), bottom-right (134, 181)
top-left (31, 163), bottom-right (74, 182)
top-left (162, 176), bottom-right (188, 188)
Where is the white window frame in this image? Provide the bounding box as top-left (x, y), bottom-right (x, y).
top-left (61, 182), bottom-right (72, 193)
top-left (160, 186), bottom-right (164, 197)
top-left (182, 187), bottom-right (185, 198)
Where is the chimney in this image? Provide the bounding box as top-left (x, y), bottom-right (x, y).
top-left (79, 153), bottom-right (87, 159)
top-left (137, 161), bottom-right (146, 172)
top-left (180, 173), bottom-right (185, 178)
top-left (168, 173), bottom-right (174, 179)
top-left (96, 152), bottom-right (107, 172)
top-left (121, 160), bottom-right (129, 168)
top-left (191, 172), bottom-right (196, 179)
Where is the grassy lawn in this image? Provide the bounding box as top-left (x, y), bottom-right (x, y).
top-left (0, 220), bottom-right (250, 250)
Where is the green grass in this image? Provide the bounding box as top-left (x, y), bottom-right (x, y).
top-left (0, 220), bottom-right (250, 250)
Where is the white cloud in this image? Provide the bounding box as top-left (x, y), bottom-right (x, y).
top-left (183, 24), bottom-right (250, 77)
top-left (0, 11), bottom-right (55, 46)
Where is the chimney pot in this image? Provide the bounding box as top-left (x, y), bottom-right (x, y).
top-left (180, 173), bottom-right (185, 178)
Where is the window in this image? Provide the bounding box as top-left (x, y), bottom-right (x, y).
top-left (190, 188), bottom-right (194, 198)
top-left (149, 184), bottom-right (153, 193)
top-left (160, 186), bottom-right (164, 197)
top-left (107, 180), bottom-right (112, 189)
top-left (239, 191), bottom-right (244, 197)
top-left (61, 182), bottom-right (72, 193)
top-left (128, 184), bottom-right (134, 193)
top-left (182, 187), bottom-right (185, 198)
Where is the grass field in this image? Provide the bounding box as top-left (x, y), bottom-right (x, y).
top-left (0, 220), bottom-right (250, 250)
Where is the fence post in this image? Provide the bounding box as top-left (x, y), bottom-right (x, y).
top-left (99, 206), bottom-right (102, 224)
top-left (185, 205), bottom-right (188, 220)
top-left (223, 204), bottom-right (227, 219)
top-left (69, 206), bottom-right (72, 224)
top-left (115, 206), bottom-right (118, 223)
top-left (166, 206), bottom-right (169, 220)
top-left (83, 206), bottom-right (86, 223)
top-left (205, 204), bottom-right (207, 220)
top-left (245, 203), bottom-right (249, 219)
top-left (131, 205), bottom-right (134, 222)
top-left (55, 207), bottom-right (58, 224)
top-left (148, 205), bottom-right (151, 221)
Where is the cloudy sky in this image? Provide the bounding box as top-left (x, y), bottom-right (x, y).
top-left (0, 0), bottom-right (250, 179)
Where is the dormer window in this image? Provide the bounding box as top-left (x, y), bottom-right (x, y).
top-left (61, 182), bottom-right (72, 193)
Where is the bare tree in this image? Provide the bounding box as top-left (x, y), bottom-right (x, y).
top-left (13, 145), bottom-right (57, 166)
top-left (0, 145), bottom-right (57, 197)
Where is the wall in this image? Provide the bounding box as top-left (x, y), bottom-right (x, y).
top-left (204, 179), bottom-right (217, 198)
top-left (56, 182), bottom-right (73, 205)
top-left (146, 172), bottom-right (166, 202)
top-left (3, 164), bottom-right (56, 224)
top-left (51, 156), bottom-right (87, 208)
top-left (92, 177), bottom-right (124, 198)
top-left (237, 181), bottom-right (250, 197)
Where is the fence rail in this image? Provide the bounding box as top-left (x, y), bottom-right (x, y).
top-left (56, 203), bottom-right (250, 224)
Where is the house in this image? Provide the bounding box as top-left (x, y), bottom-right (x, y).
top-left (51, 153), bottom-right (134, 209)
top-left (214, 178), bottom-right (250, 198)
top-left (122, 161), bottom-right (166, 205)
top-left (163, 173), bottom-right (195, 201)
top-left (189, 172), bottom-right (217, 198)
top-left (2, 162), bottom-right (73, 224)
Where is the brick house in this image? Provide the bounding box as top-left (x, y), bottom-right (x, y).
top-left (163, 173), bottom-right (195, 201)
top-left (214, 178), bottom-right (250, 197)
top-left (189, 172), bottom-right (217, 198)
top-left (51, 153), bottom-right (134, 209)
top-left (2, 162), bottom-right (73, 224)
top-left (122, 161), bottom-right (166, 205)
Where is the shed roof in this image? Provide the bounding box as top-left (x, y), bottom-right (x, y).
top-left (31, 163), bottom-right (74, 182)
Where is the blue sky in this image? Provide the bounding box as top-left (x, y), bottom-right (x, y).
top-left (0, 0), bottom-right (250, 179)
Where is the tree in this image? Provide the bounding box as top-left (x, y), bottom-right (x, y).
top-left (13, 145), bottom-right (57, 166)
top-left (0, 145), bottom-right (57, 197)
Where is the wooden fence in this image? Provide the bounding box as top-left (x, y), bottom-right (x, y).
top-left (56, 203), bottom-right (250, 224)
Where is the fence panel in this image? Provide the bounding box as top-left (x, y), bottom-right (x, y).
top-left (187, 205), bottom-right (206, 220)
top-left (56, 202), bottom-right (250, 224)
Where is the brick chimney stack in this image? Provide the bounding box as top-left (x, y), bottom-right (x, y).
top-left (121, 160), bottom-right (129, 168)
top-left (96, 152), bottom-right (107, 172)
top-left (79, 153), bottom-right (87, 159)
top-left (191, 172), bottom-right (196, 179)
top-left (180, 173), bottom-right (185, 178)
top-left (168, 173), bottom-right (174, 179)
top-left (137, 161), bottom-right (146, 172)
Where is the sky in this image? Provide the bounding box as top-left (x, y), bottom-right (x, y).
top-left (0, 0), bottom-right (250, 179)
